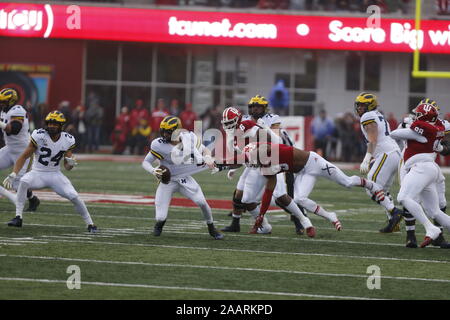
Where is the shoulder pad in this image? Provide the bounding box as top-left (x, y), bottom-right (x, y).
top-left (360, 111), bottom-right (376, 125)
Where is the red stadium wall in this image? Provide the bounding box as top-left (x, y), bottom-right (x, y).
top-left (0, 37), bottom-right (83, 110)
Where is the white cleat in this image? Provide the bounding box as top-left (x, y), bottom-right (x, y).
top-left (257, 224), bottom-right (272, 234)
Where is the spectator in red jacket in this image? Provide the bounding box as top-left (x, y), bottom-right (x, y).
top-left (130, 99), bottom-right (150, 130)
top-left (179, 103), bottom-right (198, 132)
top-left (151, 98), bottom-right (169, 140)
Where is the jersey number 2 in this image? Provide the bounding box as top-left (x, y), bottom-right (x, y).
top-left (38, 147), bottom-right (65, 166)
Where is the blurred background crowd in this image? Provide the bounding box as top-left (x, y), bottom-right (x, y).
top-left (6, 94), bottom-right (449, 164)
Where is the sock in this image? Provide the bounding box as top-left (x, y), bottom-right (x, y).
top-left (15, 182), bottom-right (29, 218)
top-left (198, 202), bottom-right (214, 224)
top-left (71, 197), bottom-right (94, 225)
top-left (403, 207), bottom-right (416, 232)
top-left (26, 189), bottom-right (33, 200)
top-left (0, 186), bottom-right (17, 205)
top-left (313, 205), bottom-right (337, 223)
top-left (285, 200), bottom-right (312, 228)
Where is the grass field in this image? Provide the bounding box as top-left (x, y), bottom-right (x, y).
top-left (0, 158), bottom-right (449, 300)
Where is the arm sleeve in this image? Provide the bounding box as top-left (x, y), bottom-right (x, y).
top-left (390, 128), bottom-right (428, 143)
top-left (142, 152), bottom-right (157, 174)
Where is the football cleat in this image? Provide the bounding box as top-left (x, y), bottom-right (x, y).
top-left (405, 232), bottom-right (418, 248)
top-left (221, 217), bottom-right (240, 232)
top-left (420, 236), bottom-right (433, 248)
top-left (207, 223), bottom-right (224, 240)
top-left (87, 225), bottom-right (98, 233)
top-left (153, 220), bottom-right (166, 236)
top-left (379, 208), bottom-right (402, 233)
top-left (25, 196), bottom-right (40, 212)
top-left (431, 233), bottom-right (448, 247)
top-left (291, 215), bottom-right (304, 235)
top-left (306, 226), bottom-right (316, 238)
top-left (7, 216), bottom-right (22, 227)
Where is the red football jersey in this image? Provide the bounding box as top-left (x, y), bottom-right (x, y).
top-left (234, 120), bottom-right (260, 150)
top-left (252, 142), bottom-right (295, 174)
top-left (404, 119), bottom-right (445, 162)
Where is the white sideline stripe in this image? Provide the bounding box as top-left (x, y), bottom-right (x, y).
top-left (29, 237), bottom-right (450, 265)
top-left (0, 277), bottom-right (381, 300)
top-left (1, 254), bottom-right (449, 284)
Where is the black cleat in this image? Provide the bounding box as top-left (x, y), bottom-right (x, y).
top-left (153, 220), bottom-right (166, 236)
top-left (431, 233), bottom-right (448, 247)
top-left (220, 217), bottom-right (240, 232)
top-left (208, 223), bottom-right (224, 240)
top-left (25, 196), bottom-right (40, 212)
top-left (7, 216), bottom-right (22, 228)
top-left (291, 215), bottom-right (304, 235)
top-left (406, 232), bottom-right (418, 248)
top-left (87, 225), bottom-right (98, 233)
top-left (379, 208), bottom-right (402, 233)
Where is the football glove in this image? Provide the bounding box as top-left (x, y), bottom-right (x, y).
top-left (3, 172), bottom-right (16, 190)
top-left (360, 153), bottom-right (372, 175)
top-left (227, 168), bottom-right (237, 180)
top-left (65, 157), bottom-right (78, 167)
top-left (249, 214), bottom-right (264, 234)
top-left (0, 121), bottom-right (6, 130)
top-left (153, 167), bottom-right (166, 180)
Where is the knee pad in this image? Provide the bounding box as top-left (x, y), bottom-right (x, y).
top-left (233, 195), bottom-right (246, 210)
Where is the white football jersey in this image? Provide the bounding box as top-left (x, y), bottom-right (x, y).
top-left (30, 129), bottom-right (76, 172)
top-left (360, 110), bottom-right (400, 158)
top-left (0, 105), bottom-right (30, 150)
top-left (443, 119), bottom-right (450, 135)
top-left (242, 113), bottom-right (281, 128)
top-left (149, 131), bottom-right (207, 180)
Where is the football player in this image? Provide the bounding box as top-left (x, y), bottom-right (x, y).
top-left (219, 104), bottom-right (316, 236)
top-left (0, 88), bottom-right (40, 211)
top-left (141, 115), bottom-right (223, 240)
top-left (390, 102), bottom-right (450, 248)
top-left (355, 93), bottom-right (403, 233)
top-left (3, 111), bottom-right (97, 232)
top-left (243, 142), bottom-right (387, 234)
top-left (396, 99), bottom-right (450, 248)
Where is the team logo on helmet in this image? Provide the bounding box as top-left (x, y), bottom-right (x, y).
top-left (419, 98), bottom-right (439, 112)
top-left (221, 107), bottom-right (242, 131)
top-left (159, 115), bottom-right (182, 142)
top-left (0, 88), bottom-right (19, 112)
top-left (355, 92), bottom-right (378, 117)
top-left (414, 103), bottom-right (438, 123)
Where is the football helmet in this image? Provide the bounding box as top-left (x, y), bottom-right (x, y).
top-left (159, 115), bottom-right (182, 142)
top-left (355, 92), bottom-right (378, 117)
top-left (0, 88), bottom-right (19, 113)
top-left (221, 107), bottom-right (242, 131)
top-left (44, 111), bottom-right (66, 135)
top-left (248, 95), bottom-right (269, 120)
top-left (419, 98), bottom-right (439, 115)
top-left (414, 103), bottom-right (438, 123)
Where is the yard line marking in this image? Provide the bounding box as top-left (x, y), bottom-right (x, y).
top-left (1, 254), bottom-right (449, 284)
top-left (0, 277), bottom-right (383, 300)
top-left (28, 238), bottom-right (450, 265)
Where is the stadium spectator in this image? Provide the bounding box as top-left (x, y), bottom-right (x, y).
top-left (169, 98), bottom-right (181, 117)
top-left (311, 109), bottom-right (335, 159)
top-left (335, 112), bottom-right (360, 162)
top-left (85, 102), bottom-right (104, 153)
top-left (112, 106), bottom-right (131, 154)
top-left (269, 79), bottom-right (289, 116)
top-left (31, 102), bottom-right (47, 130)
top-left (387, 112), bottom-right (398, 131)
top-left (150, 98), bottom-right (169, 140)
top-left (257, 0), bottom-right (289, 9)
top-left (71, 103), bottom-right (87, 153)
top-left (58, 100), bottom-right (72, 125)
top-left (179, 103), bottom-right (198, 131)
top-left (130, 99), bottom-right (150, 131)
top-left (130, 118), bottom-right (152, 155)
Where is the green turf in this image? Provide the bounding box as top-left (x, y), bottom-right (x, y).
top-left (0, 161), bottom-right (449, 300)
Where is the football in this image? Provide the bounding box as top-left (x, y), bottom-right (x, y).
top-left (158, 165), bottom-right (171, 184)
